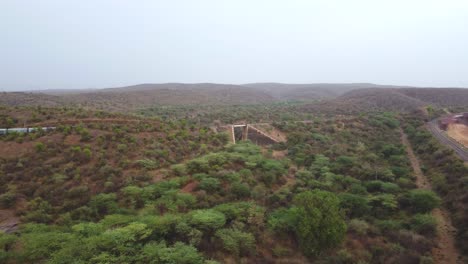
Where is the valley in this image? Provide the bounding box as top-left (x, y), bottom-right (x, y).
top-left (0, 84), bottom-right (467, 263)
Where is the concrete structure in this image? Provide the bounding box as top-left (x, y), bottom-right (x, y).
top-left (224, 124), bottom-right (282, 146)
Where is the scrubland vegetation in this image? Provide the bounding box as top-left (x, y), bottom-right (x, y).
top-left (404, 114), bottom-right (468, 256)
top-left (1, 104), bottom-right (461, 263)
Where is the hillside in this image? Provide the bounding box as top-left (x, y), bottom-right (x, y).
top-left (2, 84), bottom-right (468, 115)
top-left (243, 82), bottom-right (388, 100)
top-left (0, 92), bottom-right (63, 107)
top-left (301, 87), bottom-right (468, 114)
top-left (2, 83), bottom-right (379, 111)
top-left (335, 88), bottom-right (427, 111)
top-left (398, 88), bottom-right (468, 107)
top-left (2, 107), bottom-right (462, 262)
top-left (62, 83), bottom-right (276, 111)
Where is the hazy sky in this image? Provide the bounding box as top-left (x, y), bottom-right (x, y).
top-left (1, 0), bottom-right (468, 90)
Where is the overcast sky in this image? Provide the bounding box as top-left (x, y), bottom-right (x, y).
top-left (1, 0), bottom-right (467, 91)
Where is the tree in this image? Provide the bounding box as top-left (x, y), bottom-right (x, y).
top-left (0, 232), bottom-right (17, 262)
top-left (89, 193), bottom-right (118, 218)
top-left (406, 189), bottom-right (441, 213)
top-left (338, 193), bottom-right (370, 218)
top-left (198, 177), bottom-right (220, 192)
top-left (122, 186), bottom-right (145, 209)
top-left (230, 182), bottom-right (251, 199)
top-left (410, 214), bottom-right (437, 236)
top-left (369, 194), bottom-right (398, 217)
top-left (141, 242), bottom-right (205, 264)
top-left (190, 209), bottom-right (226, 231)
top-left (215, 228), bottom-right (255, 258)
top-left (19, 226), bottom-right (74, 263)
top-left (293, 190), bottom-right (346, 257)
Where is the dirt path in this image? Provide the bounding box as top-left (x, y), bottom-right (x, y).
top-left (400, 129), bottom-right (461, 264)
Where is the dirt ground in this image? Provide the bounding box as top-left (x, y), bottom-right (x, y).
top-left (0, 209), bottom-right (19, 233)
top-left (272, 150), bottom-right (287, 159)
top-left (401, 129), bottom-right (462, 264)
top-left (447, 123), bottom-right (468, 148)
top-left (181, 181), bottom-right (198, 193)
top-left (0, 141), bottom-right (34, 159)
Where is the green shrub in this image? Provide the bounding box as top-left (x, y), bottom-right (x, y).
top-left (171, 164), bottom-right (187, 176)
top-left (292, 190), bottom-right (347, 257)
top-left (267, 207), bottom-right (297, 232)
top-left (338, 193), bottom-right (370, 218)
top-left (230, 182), bottom-right (251, 199)
top-left (82, 147), bottom-right (92, 161)
top-left (380, 182), bottom-right (400, 193)
top-left (89, 193), bottom-right (118, 218)
top-left (0, 231), bottom-right (17, 262)
top-left (190, 210), bottom-right (226, 231)
top-left (215, 228), bottom-right (255, 257)
top-left (348, 219), bottom-right (370, 235)
top-left (0, 191), bottom-right (16, 208)
top-left (406, 190), bottom-right (441, 213)
top-left (409, 214), bottom-right (437, 236)
top-left (376, 219), bottom-right (403, 233)
top-left (198, 177), bottom-right (220, 192)
top-left (35, 142), bottom-right (45, 152)
top-left (141, 242), bottom-right (205, 264)
top-left (136, 159), bottom-right (159, 170)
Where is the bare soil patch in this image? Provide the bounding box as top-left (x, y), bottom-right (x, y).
top-left (447, 123), bottom-right (468, 147)
top-left (181, 181), bottom-right (198, 193)
top-left (0, 209), bottom-right (20, 233)
top-left (64, 134), bottom-right (81, 145)
top-left (272, 150), bottom-right (287, 159)
top-left (0, 141), bottom-right (34, 159)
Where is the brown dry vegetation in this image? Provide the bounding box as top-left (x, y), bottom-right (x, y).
top-left (4, 84), bottom-right (466, 115)
top-left (301, 87), bottom-right (468, 114)
top-left (0, 95), bottom-right (467, 263)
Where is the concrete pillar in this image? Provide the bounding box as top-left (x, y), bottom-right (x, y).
top-left (231, 126), bottom-right (236, 143)
top-left (242, 125), bottom-right (249, 141)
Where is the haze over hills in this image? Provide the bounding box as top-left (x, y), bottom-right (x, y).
top-left (1, 83), bottom-right (467, 113)
top-left (0, 92), bottom-right (63, 107)
top-left (242, 83), bottom-right (379, 100)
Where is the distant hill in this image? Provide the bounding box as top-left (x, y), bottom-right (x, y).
top-left (62, 83), bottom-right (276, 111)
top-left (301, 87), bottom-right (468, 113)
top-left (242, 83), bottom-right (381, 100)
top-left (1, 83), bottom-right (467, 113)
top-left (3, 83), bottom-right (368, 110)
top-left (0, 92), bottom-right (63, 107)
top-left (335, 88), bottom-right (426, 112)
top-left (398, 88), bottom-right (468, 106)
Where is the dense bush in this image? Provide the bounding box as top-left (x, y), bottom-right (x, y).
top-left (404, 189), bottom-right (441, 213)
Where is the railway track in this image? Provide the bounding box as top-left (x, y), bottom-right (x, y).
top-left (427, 120), bottom-right (468, 161)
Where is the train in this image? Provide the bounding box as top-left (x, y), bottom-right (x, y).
top-left (0, 127), bottom-right (56, 135)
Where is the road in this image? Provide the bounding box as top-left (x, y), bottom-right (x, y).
top-left (427, 120), bottom-right (468, 161)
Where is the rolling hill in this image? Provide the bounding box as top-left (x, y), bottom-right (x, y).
top-left (0, 92), bottom-right (63, 107)
top-left (301, 87), bottom-right (468, 114)
top-left (1, 83), bottom-right (467, 113)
